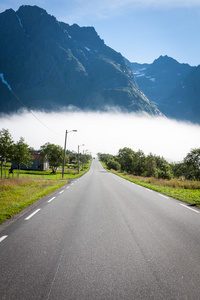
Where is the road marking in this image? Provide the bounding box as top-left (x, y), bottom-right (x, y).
top-left (159, 194), bottom-right (169, 199)
top-left (70, 183), bottom-right (74, 186)
top-left (145, 188), bottom-right (153, 192)
top-left (66, 186), bottom-right (70, 189)
top-left (59, 190), bottom-right (64, 194)
top-left (0, 235), bottom-right (8, 243)
top-left (180, 204), bottom-right (200, 214)
top-left (25, 209), bottom-right (41, 220)
top-left (48, 197), bottom-right (56, 203)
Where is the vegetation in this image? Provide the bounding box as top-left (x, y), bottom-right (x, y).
top-left (0, 128), bottom-right (92, 224)
top-left (0, 163), bottom-right (91, 224)
top-left (0, 129), bottom-right (14, 179)
top-left (99, 147), bottom-right (200, 207)
top-left (99, 147), bottom-right (200, 181)
top-left (12, 137), bottom-right (33, 176)
top-left (0, 177), bottom-right (66, 224)
top-left (40, 142), bottom-right (63, 174)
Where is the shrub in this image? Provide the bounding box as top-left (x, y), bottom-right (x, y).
top-left (107, 159), bottom-right (121, 171)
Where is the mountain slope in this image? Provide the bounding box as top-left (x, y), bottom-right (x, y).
top-left (0, 5), bottom-right (161, 116)
top-left (128, 56), bottom-right (200, 123)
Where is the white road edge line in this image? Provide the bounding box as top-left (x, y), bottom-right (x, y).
top-left (66, 186), bottom-right (70, 189)
top-left (59, 190), bottom-right (64, 194)
top-left (25, 209), bottom-right (41, 220)
top-left (180, 204), bottom-right (200, 214)
top-left (48, 197), bottom-right (56, 203)
top-left (0, 235), bottom-right (8, 243)
top-left (145, 188), bottom-right (153, 192)
top-left (159, 194), bottom-right (169, 199)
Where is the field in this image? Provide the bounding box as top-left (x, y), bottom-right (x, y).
top-left (0, 164), bottom-right (91, 224)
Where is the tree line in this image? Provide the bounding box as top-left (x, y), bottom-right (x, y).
top-left (0, 128), bottom-right (91, 178)
top-left (98, 147), bottom-right (200, 181)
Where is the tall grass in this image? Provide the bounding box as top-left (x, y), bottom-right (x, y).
top-left (104, 166), bottom-right (200, 207)
top-left (0, 177), bottom-right (66, 224)
top-left (0, 162), bottom-right (91, 224)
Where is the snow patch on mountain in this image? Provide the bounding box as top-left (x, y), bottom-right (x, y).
top-left (16, 14), bottom-right (30, 37)
top-left (0, 73), bottom-right (12, 91)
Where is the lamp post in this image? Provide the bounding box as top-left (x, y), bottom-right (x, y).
top-left (62, 130), bottom-right (77, 179)
top-left (78, 144), bottom-right (84, 174)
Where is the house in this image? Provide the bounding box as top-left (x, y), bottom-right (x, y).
top-left (11, 151), bottom-right (49, 171)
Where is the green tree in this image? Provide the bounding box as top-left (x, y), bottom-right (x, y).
top-left (154, 156), bottom-right (173, 179)
top-left (171, 162), bottom-right (187, 179)
top-left (40, 143), bottom-right (63, 173)
top-left (99, 153), bottom-right (114, 164)
top-left (184, 148), bottom-right (200, 180)
top-left (118, 147), bottom-right (135, 173)
top-left (131, 150), bottom-right (146, 176)
top-left (144, 153), bottom-right (157, 177)
top-left (12, 137), bottom-right (33, 176)
top-left (107, 159), bottom-right (121, 171)
top-left (0, 129), bottom-right (14, 179)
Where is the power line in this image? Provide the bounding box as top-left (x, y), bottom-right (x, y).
top-left (10, 89), bottom-right (62, 136)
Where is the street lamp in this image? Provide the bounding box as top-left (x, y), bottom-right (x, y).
top-left (62, 129), bottom-right (77, 179)
top-left (78, 144), bottom-right (84, 174)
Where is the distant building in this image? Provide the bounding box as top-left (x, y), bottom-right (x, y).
top-left (11, 151), bottom-right (49, 171)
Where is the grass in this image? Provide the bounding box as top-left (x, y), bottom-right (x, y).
top-left (0, 177), bottom-right (66, 224)
top-left (0, 163), bottom-right (91, 224)
top-left (101, 163), bottom-right (200, 207)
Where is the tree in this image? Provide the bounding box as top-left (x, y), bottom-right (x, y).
top-left (184, 148), bottom-right (200, 180)
top-left (107, 159), bottom-right (121, 171)
top-left (0, 129), bottom-right (14, 179)
top-left (131, 150), bottom-right (146, 176)
top-left (144, 153), bottom-right (157, 177)
top-left (12, 137), bottom-right (33, 176)
top-left (99, 153), bottom-right (114, 164)
top-left (118, 147), bottom-right (135, 173)
top-left (40, 143), bottom-right (63, 173)
top-left (154, 155), bottom-right (173, 179)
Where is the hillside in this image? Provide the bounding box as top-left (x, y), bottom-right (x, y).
top-left (127, 56), bottom-right (200, 123)
top-left (0, 5), bottom-right (161, 116)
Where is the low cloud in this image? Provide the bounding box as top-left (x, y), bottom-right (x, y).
top-left (0, 110), bottom-right (199, 162)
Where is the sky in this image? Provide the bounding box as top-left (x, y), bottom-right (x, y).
top-left (0, 0), bottom-right (200, 66)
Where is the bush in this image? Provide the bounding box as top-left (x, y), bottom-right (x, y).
top-left (107, 159), bottom-right (121, 171)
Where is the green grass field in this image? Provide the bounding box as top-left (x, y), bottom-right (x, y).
top-left (0, 163), bottom-right (91, 224)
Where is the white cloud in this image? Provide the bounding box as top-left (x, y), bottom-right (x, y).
top-left (0, 110), bottom-right (199, 162)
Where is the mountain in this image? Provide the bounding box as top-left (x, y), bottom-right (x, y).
top-left (127, 55), bottom-right (200, 123)
top-left (0, 5), bottom-right (161, 116)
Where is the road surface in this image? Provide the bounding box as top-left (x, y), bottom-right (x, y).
top-left (0, 159), bottom-right (200, 299)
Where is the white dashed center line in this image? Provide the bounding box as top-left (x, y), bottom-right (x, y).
top-left (0, 235), bottom-right (8, 243)
top-left (25, 209), bottom-right (41, 220)
top-left (48, 197), bottom-right (56, 203)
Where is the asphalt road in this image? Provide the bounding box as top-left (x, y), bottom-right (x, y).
top-left (0, 159), bottom-right (200, 299)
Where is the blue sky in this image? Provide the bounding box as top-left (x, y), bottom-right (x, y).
top-left (0, 0), bottom-right (200, 65)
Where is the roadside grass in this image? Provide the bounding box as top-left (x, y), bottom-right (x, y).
top-left (101, 163), bottom-right (200, 207)
top-left (0, 177), bottom-right (66, 224)
top-left (0, 163), bottom-right (91, 224)
top-left (4, 163), bottom-right (91, 180)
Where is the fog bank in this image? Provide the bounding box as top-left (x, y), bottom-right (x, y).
top-left (0, 110), bottom-right (199, 162)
